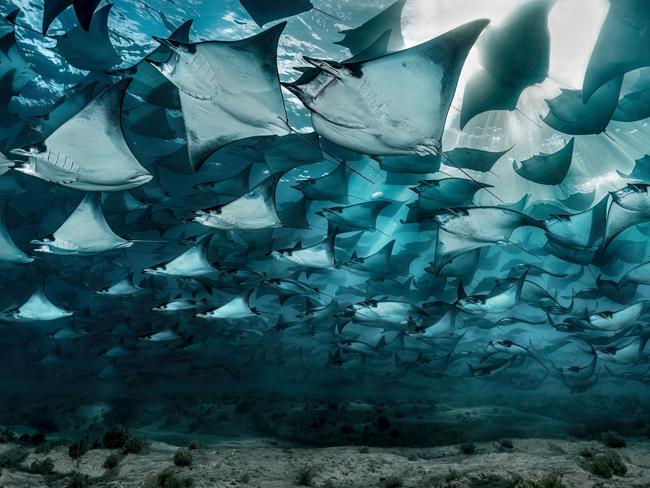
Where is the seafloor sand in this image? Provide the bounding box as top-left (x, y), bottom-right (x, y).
top-left (1, 437), bottom-right (649, 487)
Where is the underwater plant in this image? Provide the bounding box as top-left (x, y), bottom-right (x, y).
top-left (29, 432), bottom-right (46, 445)
top-left (102, 453), bottom-right (120, 470)
top-left (509, 473), bottom-right (566, 488)
top-left (66, 471), bottom-right (90, 488)
top-left (460, 441), bottom-right (477, 454)
top-left (141, 467), bottom-right (194, 488)
top-left (445, 468), bottom-right (461, 482)
top-left (102, 426), bottom-right (129, 449)
top-left (235, 397), bottom-right (258, 414)
top-left (123, 436), bottom-right (145, 454)
top-left (34, 441), bottom-right (57, 454)
top-left (383, 475), bottom-right (404, 488)
top-left (0, 446), bottom-right (27, 468)
top-left (0, 427), bottom-right (16, 443)
top-left (376, 416), bottom-right (391, 431)
top-left (578, 447), bottom-right (593, 457)
top-left (295, 463), bottom-right (318, 486)
top-left (173, 448), bottom-right (193, 467)
top-left (68, 438), bottom-right (89, 460)
top-left (499, 439), bottom-right (514, 449)
top-left (29, 457), bottom-right (55, 474)
top-left (601, 431), bottom-right (626, 448)
top-left (237, 471), bottom-right (251, 483)
top-left (590, 450), bottom-right (627, 479)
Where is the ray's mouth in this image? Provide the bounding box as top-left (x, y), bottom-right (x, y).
top-left (312, 74), bottom-right (337, 99)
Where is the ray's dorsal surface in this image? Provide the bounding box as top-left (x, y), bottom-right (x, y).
top-left (347, 239), bottom-right (395, 277)
top-left (335, 0), bottom-right (407, 57)
top-left (376, 152), bottom-right (441, 174)
top-left (543, 196), bottom-right (609, 261)
top-left (317, 200), bottom-right (392, 233)
top-left (239, 0), bottom-right (313, 27)
top-left (0, 153), bottom-right (14, 176)
top-left (604, 191), bottom-right (650, 250)
top-left (0, 10), bottom-right (34, 97)
top-left (12, 79), bottom-right (152, 191)
top-left (543, 76), bottom-right (623, 135)
top-left (618, 154), bottom-right (650, 181)
top-left (582, 0), bottom-right (650, 103)
top-left (31, 193), bottom-right (131, 255)
top-left (412, 177), bottom-right (489, 204)
top-left (42, 0), bottom-right (102, 34)
top-left (405, 178), bottom-right (491, 223)
top-left (612, 68), bottom-right (650, 122)
top-left (514, 138), bottom-right (575, 185)
top-left (434, 228), bottom-right (493, 275)
top-left (54, 4), bottom-right (122, 72)
top-left (148, 23), bottom-right (290, 171)
top-left (460, 0), bottom-right (553, 128)
top-left (293, 163), bottom-right (349, 203)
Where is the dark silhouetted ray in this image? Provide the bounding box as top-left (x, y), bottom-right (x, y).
top-left (460, 0), bottom-right (553, 128)
top-left (582, 0), bottom-right (650, 102)
top-left (514, 138), bottom-right (574, 185)
top-left (54, 4), bottom-right (122, 72)
top-left (543, 76), bottom-right (623, 135)
top-left (240, 0), bottom-right (313, 27)
top-left (335, 0), bottom-right (406, 57)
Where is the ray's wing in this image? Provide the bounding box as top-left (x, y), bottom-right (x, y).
top-left (582, 0), bottom-right (650, 102)
top-left (55, 4), bottom-right (121, 72)
top-left (514, 138), bottom-right (574, 185)
top-left (239, 0), bottom-right (313, 27)
top-left (444, 146), bottom-right (512, 173)
top-left (49, 193), bottom-right (128, 250)
top-left (336, 0), bottom-right (406, 56)
top-left (16, 79), bottom-right (151, 190)
top-left (162, 23), bottom-right (288, 170)
top-left (356, 19), bottom-right (490, 148)
top-left (543, 76), bottom-right (623, 135)
top-left (161, 237), bottom-right (214, 276)
top-left (460, 0), bottom-right (553, 128)
top-left (0, 200), bottom-right (32, 263)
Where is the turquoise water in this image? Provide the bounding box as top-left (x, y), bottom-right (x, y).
top-left (0, 0), bottom-right (648, 452)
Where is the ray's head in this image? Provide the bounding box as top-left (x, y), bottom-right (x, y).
top-left (148, 37), bottom-right (214, 100)
top-left (281, 57), bottom-right (361, 111)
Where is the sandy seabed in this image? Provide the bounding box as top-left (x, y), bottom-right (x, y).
top-left (1, 437), bottom-right (649, 488)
